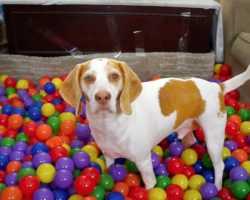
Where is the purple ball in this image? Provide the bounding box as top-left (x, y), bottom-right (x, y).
top-left (17, 89), bottom-right (27, 96)
top-left (24, 98), bottom-right (35, 108)
top-left (230, 166), bottom-right (248, 181)
top-left (72, 151), bottom-right (90, 169)
top-left (33, 188), bottom-right (54, 200)
top-left (0, 147), bottom-right (12, 156)
top-left (55, 157), bottom-right (74, 172)
top-left (154, 163), bottom-right (169, 176)
top-left (33, 152), bottom-right (52, 168)
top-left (247, 135), bottom-right (250, 145)
top-left (109, 164), bottom-right (127, 182)
top-left (64, 105), bottom-right (75, 113)
top-left (70, 139), bottom-right (84, 149)
top-left (169, 141), bottom-right (184, 157)
top-left (4, 172), bottom-right (18, 186)
top-left (75, 124), bottom-right (91, 142)
top-left (21, 161), bottom-right (33, 169)
top-left (0, 86), bottom-right (5, 96)
top-left (0, 96), bottom-right (8, 103)
top-left (224, 140), bottom-right (238, 151)
top-left (9, 151), bottom-right (25, 161)
top-left (151, 152), bottom-right (160, 169)
top-left (53, 169), bottom-right (73, 189)
top-left (81, 106), bottom-right (87, 118)
top-left (200, 183), bottom-right (218, 200)
top-left (13, 141), bottom-right (28, 152)
top-left (67, 185), bottom-right (76, 195)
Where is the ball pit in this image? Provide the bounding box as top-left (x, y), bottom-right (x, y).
top-left (0, 64), bottom-right (250, 199)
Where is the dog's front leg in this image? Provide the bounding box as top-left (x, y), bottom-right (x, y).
top-left (103, 153), bottom-right (114, 168)
top-left (136, 155), bottom-right (156, 189)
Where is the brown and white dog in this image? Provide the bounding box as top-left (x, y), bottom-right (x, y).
top-left (59, 58), bottom-right (250, 189)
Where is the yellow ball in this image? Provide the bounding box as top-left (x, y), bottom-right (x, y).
top-left (36, 163), bottom-right (56, 183)
top-left (51, 77), bottom-right (63, 90)
top-left (240, 121), bottom-right (250, 135)
top-left (82, 144), bottom-right (98, 162)
top-left (152, 145), bottom-right (163, 157)
top-left (0, 74), bottom-right (8, 83)
top-left (62, 143), bottom-right (71, 153)
top-left (189, 174), bottom-right (206, 190)
top-left (24, 117), bottom-right (31, 123)
top-left (172, 174), bottom-right (189, 190)
top-left (16, 79), bottom-right (29, 89)
top-left (183, 189), bottom-right (202, 200)
top-left (214, 64), bottom-right (222, 74)
top-left (8, 93), bottom-right (18, 99)
top-left (59, 112), bottom-right (76, 123)
top-left (242, 161), bottom-right (250, 175)
top-left (222, 147), bottom-right (231, 160)
top-left (95, 158), bottom-right (106, 173)
top-left (41, 103), bottom-right (56, 117)
top-left (40, 90), bottom-right (47, 97)
top-left (181, 148), bottom-right (198, 165)
top-left (149, 187), bottom-right (166, 200)
top-left (68, 194), bottom-right (83, 200)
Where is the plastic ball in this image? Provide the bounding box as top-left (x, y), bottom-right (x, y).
top-left (4, 77), bottom-right (16, 88)
top-left (166, 184), bottom-right (184, 199)
top-left (240, 121), bottom-right (250, 135)
top-left (124, 173), bottom-right (141, 188)
top-left (0, 186), bottom-right (23, 200)
top-left (128, 186), bottom-right (148, 200)
top-left (155, 175), bottom-right (171, 189)
top-left (228, 114), bottom-right (242, 127)
top-left (219, 64), bottom-right (232, 77)
top-left (0, 155), bottom-right (9, 170)
top-left (59, 112), bottom-right (76, 123)
top-left (53, 189), bottom-right (69, 200)
top-left (181, 148), bottom-right (198, 165)
top-left (230, 166), bottom-right (248, 181)
top-left (23, 121), bottom-right (38, 137)
top-left (27, 106), bottom-right (42, 121)
top-left (106, 191), bottom-right (124, 200)
top-left (44, 82), bottom-right (56, 94)
top-left (2, 104), bottom-right (14, 115)
top-left (41, 103), bottom-right (56, 117)
top-left (51, 77), bottom-right (63, 89)
top-left (74, 175), bottom-right (95, 196)
top-left (238, 108), bottom-right (250, 121)
top-left (36, 163), bottom-right (56, 183)
top-left (75, 124), bottom-right (91, 141)
top-left (50, 146), bottom-right (69, 162)
top-left (182, 165), bottom-right (195, 179)
top-left (47, 116), bottom-right (61, 131)
top-left (183, 189), bottom-right (202, 200)
top-left (202, 170), bottom-right (214, 183)
top-left (60, 120), bottom-right (75, 136)
top-left (222, 147), bottom-right (231, 160)
top-left (242, 160), bottom-right (250, 175)
top-left (19, 175), bottom-right (40, 196)
top-left (91, 185), bottom-right (105, 200)
top-left (33, 188), bottom-right (54, 200)
top-left (4, 172), bottom-right (18, 186)
top-left (32, 152), bottom-right (52, 168)
top-left (225, 121), bottom-right (239, 136)
top-left (113, 182), bottom-right (129, 196)
top-left (7, 114), bottom-right (23, 129)
top-left (30, 142), bottom-right (49, 155)
top-left (232, 148), bottom-right (248, 163)
top-left (166, 157), bottom-right (185, 175)
top-left (55, 157), bottom-right (74, 172)
top-left (36, 124), bottom-right (52, 141)
top-left (148, 187), bottom-right (166, 200)
top-left (154, 163), bottom-right (168, 176)
top-left (152, 145), bottom-right (163, 157)
top-left (226, 106), bottom-right (236, 117)
top-left (169, 141), bottom-right (184, 157)
top-left (82, 166), bottom-right (100, 185)
top-left (0, 137), bottom-right (15, 148)
top-left (171, 174), bottom-right (189, 190)
top-left (151, 152), bottom-right (160, 169)
top-left (109, 164), bottom-right (127, 182)
top-left (188, 174), bottom-right (206, 190)
top-left (54, 169), bottom-right (73, 189)
top-left (17, 167), bottom-right (36, 180)
top-left (200, 183), bottom-right (218, 200)
top-left (233, 133), bottom-right (247, 148)
top-left (99, 173), bottom-right (114, 190)
top-left (9, 150), bottom-right (25, 161)
top-left (6, 161), bottom-right (21, 173)
top-left (231, 180), bottom-right (250, 200)
top-left (73, 151), bottom-right (90, 169)
top-left (16, 79), bottom-right (29, 89)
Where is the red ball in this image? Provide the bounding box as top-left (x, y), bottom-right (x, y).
top-left (219, 64), bottom-right (232, 77)
top-left (128, 187), bottom-right (148, 200)
top-left (225, 121), bottom-right (239, 136)
top-left (0, 114), bottom-right (9, 126)
top-left (4, 129), bottom-right (18, 138)
top-left (217, 187), bottom-right (233, 199)
top-left (50, 146), bottom-right (69, 162)
top-left (166, 157), bottom-right (185, 175)
top-left (74, 175), bottom-right (95, 196)
top-left (181, 165), bottom-right (195, 179)
top-left (166, 184), bottom-right (184, 199)
top-left (0, 170), bottom-right (7, 182)
top-left (192, 144), bottom-right (207, 159)
top-left (225, 98), bottom-right (240, 111)
top-left (23, 121), bottom-right (38, 137)
top-left (4, 77), bottom-right (16, 88)
top-left (19, 175), bottom-right (40, 196)
top-left (82, 167), bottom-right (101, 185)
top-left (227, 90), bottom-right (240, 100)
top-left (232, 134), bottom-right (248, 148)
top-left (195, 127), bottom-right (204, 142)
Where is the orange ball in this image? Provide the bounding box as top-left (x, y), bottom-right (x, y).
top-left (60, 135), bottom-right (71, 145)
top-left (0, 186), bottom-right (23, 200)
top-left (12, 101), bottom-right (24, 108)
top-left (228, 114), bottom-right (242, 128)
top-left (60, 120), bottom-right (75, 136)
top-left (0, 125), bottom-right (7, 135)
top-left (46, 136), bottom-right (63, 149)
top-left (113, 182), bottom-right (130, 196)
top-left (232, 148), bottom-right (248, 163)
top-left (36, 124), bottom-right (52, 141)
top-left (124, 173), bottom-right (141, 188)
top-left (6, 161), bottom-right (21, 173)
top-left (8, 114), bottom-right (23, 129)
top-left (39, 76), bottom-right (51, 89)
top-left (83, 197), bottom-right (97, 200)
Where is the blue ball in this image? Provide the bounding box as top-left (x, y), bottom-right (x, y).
top-left (192, 160), bottom-right (205, 174)
top-left (115, 158), bottom-right (126, 165)
top-left (53, 189), bottom-right (69, 200)
top-left (0, 155), bottom-right (9, 170)
top-left (2, 104), bottom-right (14, 115)
top-left (106, 191), bottom-right (124, 200)
top-left (202, 170), bottom-right (215, 183)
top-left (51, 98), bottom-right (63, 104)
top-left (90, 162), bottom-right (102, 173)
top-left (224, 156), bottom-right (240, 172)
top-left (30, 142), bottom-right (49, 156)
top-left (11, 107), bottom-right (26, 117)
top-left (44, 82), bottom-right (56, 94)
top-left (166, 132), bottom-right (178, 144)
top-left (28, 106), bottom-right (42, 121)
top-left (34, 101), bottom-right (43, 108)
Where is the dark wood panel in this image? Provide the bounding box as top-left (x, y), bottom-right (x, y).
top-left (3, 5), bottom-right (214, 56)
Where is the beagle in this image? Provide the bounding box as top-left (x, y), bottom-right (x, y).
top-left (59, 58), bottom-right (250, 189)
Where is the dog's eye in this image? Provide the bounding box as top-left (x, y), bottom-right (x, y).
top-left (84, 75), bottom-right (95, 83)
top-left (110, 73), bottom-right (120, 81)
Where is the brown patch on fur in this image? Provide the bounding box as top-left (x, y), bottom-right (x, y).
top-left (159, 80), bottom-right (206, 129)
top-left (106, 60), bottom-right (123, 84)
top-left (218, 84), bottom-right (226, 115)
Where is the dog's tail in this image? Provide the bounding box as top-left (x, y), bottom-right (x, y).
top-left (221, 64), bottom-right (250, 94)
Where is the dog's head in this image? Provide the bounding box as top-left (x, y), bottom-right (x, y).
top-left (59, 58), bottom-right (142, 116)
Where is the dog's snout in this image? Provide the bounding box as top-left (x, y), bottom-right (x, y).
top-left (95, 91), bottom-right (111, 105)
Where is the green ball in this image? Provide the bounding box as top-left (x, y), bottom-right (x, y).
top-left (163, 149), bottom-right (170, 158)
top-left (0, 183), bottom-right (6, 193)
top-left (69, 147), bottom-right (80, 158)
top-left (201, 153), bottom-right (213, 169)
top-left (125, 160), bottom-right (139, 173)
top-left (0, 137), bottom-right (15, 147)
top-left (5, 87), bottom-right (16, 96)
top-left (211, 198), bottom-right (222, 200)
top-left (18, 167), bottom-right (36, 180)
top-left (53, 111), bottom-right (60, 117)
top-left (98, 173), bottom-right (114, 190)
top-left (156, 175), bottom-right (171, 189)
top-left (223, 178), bottom-right (233, 188)
top-left (231, 181), bottom-right (250, 200)
top-left (238, 108), bottom-right (250, 121)
top-left (16, 132), bottom-right (29, 143)
top-left (47, 116), bottom-right (61, 131)
top-left (32, 93), bottom-right (42, 101)
top-left (226, 106), bottom-right (236, 117)
top-left (91, 185), bottom-right (105, 200)
top-left (73, 169), bottom-right (81, 179)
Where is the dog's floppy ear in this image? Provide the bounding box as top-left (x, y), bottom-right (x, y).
top-left (119, 61), bottom-right (142, 115)
top-left (59, 62), bottom-right (89, 116)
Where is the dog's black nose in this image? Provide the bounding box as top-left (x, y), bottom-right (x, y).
top-left (95, 91), bottom-right (111, 105)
